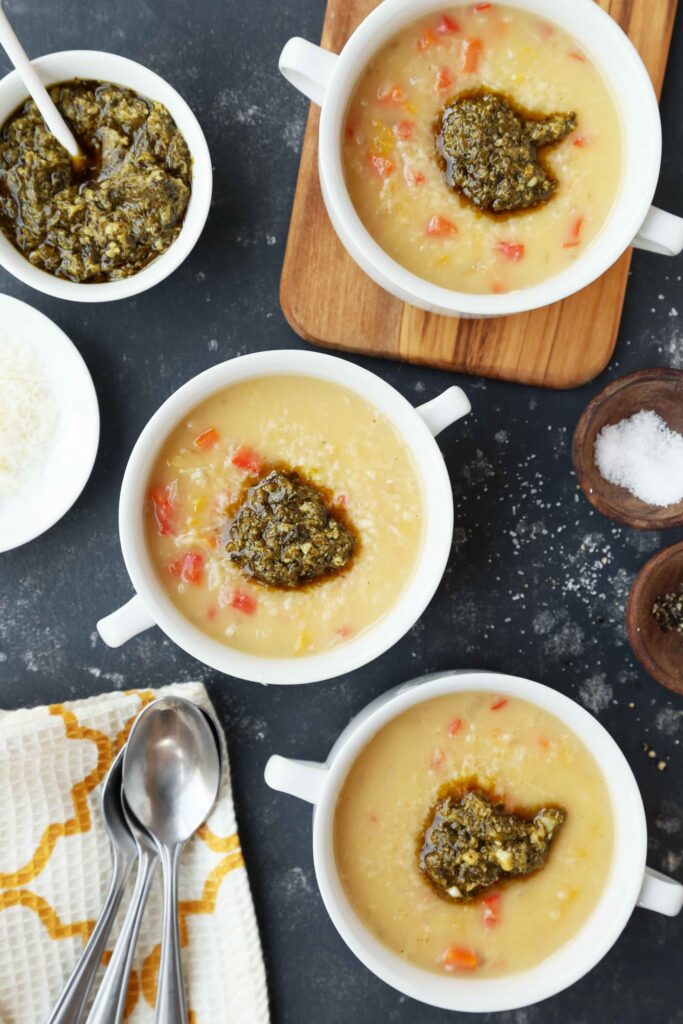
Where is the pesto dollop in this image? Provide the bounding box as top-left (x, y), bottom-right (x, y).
top-left (437, 90), bottom-right (576, 213)
top-left (420, 788), bottom-right (566, 900)
top-left (0, 81), bottom-right (192, 282)
top-left (226, 469), bottom-right (355, 588)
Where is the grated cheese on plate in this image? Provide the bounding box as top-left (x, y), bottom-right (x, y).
top-left (0, 335), bottom-right (58, 496)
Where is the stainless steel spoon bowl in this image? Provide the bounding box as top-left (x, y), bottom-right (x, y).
top-left (122, 697), bottom-right (221, 1023)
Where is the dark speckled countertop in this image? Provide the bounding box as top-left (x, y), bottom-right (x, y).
top-left (1, 1), bottom-right (682, 1021)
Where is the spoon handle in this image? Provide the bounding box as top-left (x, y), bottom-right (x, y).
top-left (85, 847), bottom-right (158, 1024)
top-left (47, 846), bottom-right (134, 1024)
top-left (155, 843), bottom-right (187, 1024)
top-left (0, 1), bottom-right (81, 158)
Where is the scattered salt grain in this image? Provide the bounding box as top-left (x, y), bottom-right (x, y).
top-left (594, 410), bottom-right (683, 507)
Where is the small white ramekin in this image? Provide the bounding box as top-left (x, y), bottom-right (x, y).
top-left (97, 350), bottom-right (471, 684)
top-left (0, 50), bottom-right (212, 302)
top-left (279, 0), bottom-right (683, 318)
top-left (265, 669), bottom-right (683, 1012)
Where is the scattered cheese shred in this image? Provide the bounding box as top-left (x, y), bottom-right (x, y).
top-left (0, 336), bottom-right (57, 496)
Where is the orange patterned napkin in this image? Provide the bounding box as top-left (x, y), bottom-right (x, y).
top-left (0, 683), bottom-right (269, 1023)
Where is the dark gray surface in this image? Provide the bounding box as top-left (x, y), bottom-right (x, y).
top-left (1, 1), bottom-right (682, 1021)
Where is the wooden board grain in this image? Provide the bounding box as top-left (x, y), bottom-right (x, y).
top-left (280, 0), bottom-right (678, 388)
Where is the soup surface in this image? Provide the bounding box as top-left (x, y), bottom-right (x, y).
top-left (334, 692), bottom-right (614, 976)
top-left (343, 4), bottom-right (623, 294)
top-left (145, 375), bottom-right (424, 658)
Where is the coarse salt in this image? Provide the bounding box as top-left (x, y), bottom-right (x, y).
top-left (594, 409), bottom-right (683, 507)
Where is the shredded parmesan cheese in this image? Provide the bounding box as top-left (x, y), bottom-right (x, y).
top-left (0, 336), bottom-right (58, 496)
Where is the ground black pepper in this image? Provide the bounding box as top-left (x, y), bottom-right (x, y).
top-left (652, 591), bottom-right (683, 636)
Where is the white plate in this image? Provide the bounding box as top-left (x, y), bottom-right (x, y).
top-left (0, 294), bottom-right (99, 553)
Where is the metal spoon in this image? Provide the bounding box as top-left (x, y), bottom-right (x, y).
top-left (123, 697), bottom-right (221, 1024)
top-left (85, 798), bottom-right (159, 1024)
top-left (0, 1), bottom-right (81, 160)
top-left (47, 749), bottom-right (137, 1024)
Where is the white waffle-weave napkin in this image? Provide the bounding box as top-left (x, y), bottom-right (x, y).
top-left (0, 682), bottom-right (270, 1024)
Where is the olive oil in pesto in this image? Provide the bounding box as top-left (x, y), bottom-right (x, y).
top-left (420, 785), bottom-right (566, 901)
top-left (436, 90), bottom-right (576, 214)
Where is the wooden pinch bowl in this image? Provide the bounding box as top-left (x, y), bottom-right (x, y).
top-left (627, 540), bottom-right (683, 695)
top-left (572, 368), bottom-right (683, 529)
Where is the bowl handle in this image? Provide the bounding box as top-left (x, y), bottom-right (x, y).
top-left (264, 755), bottom-right (327, 805)
top-left (279, 37), bottom-right (338, 106)
top-left (637, 866), bottom-right (683, 917)
top-left (416, 386), bottom-right (471, 437)
top-left (633, 206), bottom-right (683, 256)
top-left (97, 595), bottom-right (156, 648)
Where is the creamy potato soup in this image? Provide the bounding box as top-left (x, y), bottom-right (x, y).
top-left (343, 4), bottom-right (623, 294)
top-left (334, 692), bottom-right (614, 977)
top-left (145, 376), bottom-right (424, 658)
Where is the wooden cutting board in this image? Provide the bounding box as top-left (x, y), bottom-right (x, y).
top-left (280, 0), bottom-right (678, 388)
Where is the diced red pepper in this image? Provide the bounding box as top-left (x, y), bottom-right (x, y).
top-left (336, 625), bottom-right (353, 639)
top-left (207, 606), bottom-right (217, 621)
top-left (491, 278), bottom-right (506, 294)
top-left (427, 214), bottom-right (457, 237)
top-left (430, 749), bottom-right (445, 770)
top-left (495, 240), bottom-right (525, 262)
top-left (368, 153), bottom-right (395, 179)
top-left (150, 485), bottom-right (175, 537)
top-left (473, 2), bottom-right (492, 10)
top-left (194, 427), bottom-right (219, 450)
top-left (345, 122), bottom-right (355, 140)
top-left (393, 119), bottom-right (415, 140)
top-left (538, 737), bottom-right (551, 750)
top-left (462, 37), bottom-right (483, 73)
top-left (448, 717), bottom-right (463, 737)
top-left (563, 215), bottom-right (584, 248)
top-left (231, 446), bottom-right (262, 474)
top-left (568, 50), bottom-right (586, 62)
top-left (434, 67), bottom-right (455, 92)
top-left (231, 589), bottom-right (258, 615)
top-left (482, 892), bottom-right (501, 927)
top-left (417, 29), bottom-right (437, 50)
top-left (572, 135), bottom-right (590, 147)
top-left (180, 552), bottom-right (203, 586)
top-left (406, 168), bottom-right (426, 188)
top-left (535, 19), bottom-right (554, 39)
top-left (377, 84), bottom-right (406, 104)
top-left (490, 698), bottom-right (508, 711)
top-left (441, 945), bottom-right (480, 971)
top-left (438, 14), bottom-right (462, 33)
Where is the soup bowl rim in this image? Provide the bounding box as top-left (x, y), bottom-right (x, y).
top-left (0, 49), bottom-right (213, 302)
top-left (281, 670), bottom-right (649, 1011)
top-left (111, 349), bottom-right (456, 684)
top-left (312, 0), bottom-right (662, 317)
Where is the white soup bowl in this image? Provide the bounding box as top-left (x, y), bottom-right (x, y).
top-left (279, 0), bottom-right (683, 318)
top-left (266, 670), bottom-right (683, 1012)
top-left (97, 350), bottom-right (470, 684)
